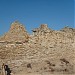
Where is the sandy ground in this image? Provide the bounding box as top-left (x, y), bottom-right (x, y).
top-left (11, 73), bottom-right (75, 75)
top-left (12, 74), bottom-right (75, 75)
top-left (0, 72), bottom-right (75, 75)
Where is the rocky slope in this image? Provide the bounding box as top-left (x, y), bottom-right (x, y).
top-left (0, 22), bottom-right (75, 75)
top-left (0, 21), bottom-right (29, 42)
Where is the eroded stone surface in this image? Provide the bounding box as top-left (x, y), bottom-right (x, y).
top-left (0, 22), bottom-right (75, 74)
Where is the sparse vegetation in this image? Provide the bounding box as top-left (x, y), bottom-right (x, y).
top-left (60, 58), bottom-right (69, 64)
top-left (27, 63), bottom-right (32, 69)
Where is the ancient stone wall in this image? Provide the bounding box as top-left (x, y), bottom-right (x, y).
top-left (0, 22), bottom-right (75, 74)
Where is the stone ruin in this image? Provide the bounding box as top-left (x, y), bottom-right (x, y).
top-left (0, 21), bottom-right (29, 43)
top-left (0, 21), bottom-right (75, 74)
top-left (32, 24), bottom-right (52, 36)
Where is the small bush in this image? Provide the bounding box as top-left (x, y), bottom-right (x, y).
top-left (60, 58), bottom-right (69, 64)
top-left (27, 63), bottom-right (32, 69)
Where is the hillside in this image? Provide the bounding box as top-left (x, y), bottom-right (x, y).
top-left (0, 22), bottom-right (75, 75)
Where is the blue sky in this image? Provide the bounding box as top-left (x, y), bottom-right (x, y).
top-left (0, 0), bottom-right (74, 35)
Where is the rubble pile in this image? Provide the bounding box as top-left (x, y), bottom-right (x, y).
top-left (0, 22), bottom-right (75, 74)
top-left (0, 21), bottom-right (29, 42)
